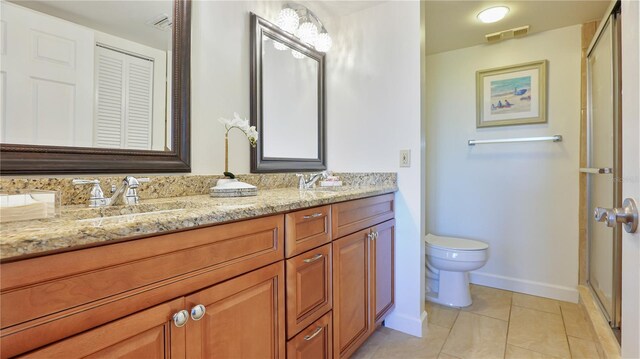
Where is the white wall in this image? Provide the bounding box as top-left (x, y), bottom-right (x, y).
top-left (426, 25), bottom-right (582, 302)
top-left (327, 1), bottom-right (425, 336)
top-left (190, 0), bottom-right (283, 174)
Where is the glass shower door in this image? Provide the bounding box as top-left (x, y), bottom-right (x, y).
top-left (586, 13), bottom-right (621, 329)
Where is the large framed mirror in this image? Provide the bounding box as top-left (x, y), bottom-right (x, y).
top-left (250, 13), bottom-right (326, 173)
top-left (0, 0), bottom-right (190, 174)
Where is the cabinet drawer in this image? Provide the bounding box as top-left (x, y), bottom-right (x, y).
top-left (287, 311), bottom-right (333, 359)
top-left (286, 244), bottom-right (332, 339)
top-left (331, 194), bottom-right (394, 239)
top-left (1, 215), bottom-right (284, 356)
top-left (285, 205), bottom-right (331, 258)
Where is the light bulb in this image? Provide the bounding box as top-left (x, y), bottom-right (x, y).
top-left (276, 8), bottom-right (299, 33)
top-left (296, 22), bottom-right (318, 45)
top-left (292, 50), bottom-right (305, 59)
top-left (477, 6), bottom-right (509, 23)
top-left (314, 32), bottom-right (332, 52)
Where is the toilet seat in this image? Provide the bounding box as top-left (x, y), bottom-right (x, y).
top-left (426, 234), bottom-right (488, 251)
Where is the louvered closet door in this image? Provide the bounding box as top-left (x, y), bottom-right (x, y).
top-left (95, 46), bottom-right (154, 150)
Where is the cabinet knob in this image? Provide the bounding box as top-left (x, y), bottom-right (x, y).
top-left (190, 304), bottom-right (206, 321)
top-left (173, 310), bottom-right (189, 327)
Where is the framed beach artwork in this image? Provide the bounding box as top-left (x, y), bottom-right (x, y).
top-left (476, 60), bottom-right (547, 128)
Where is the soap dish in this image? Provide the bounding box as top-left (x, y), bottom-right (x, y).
top-left (0, 190), bottom-right (60, 223)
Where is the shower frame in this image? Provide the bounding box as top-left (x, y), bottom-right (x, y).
top-left (585, 1), bottom-right (622, 332)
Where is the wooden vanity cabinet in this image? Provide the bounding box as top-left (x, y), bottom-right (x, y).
top-left (331, 194), bottom-right (396, 359)
top-left (1, 193), bottom-right (395, 359)
top-left (0, 215), bottom-right (285, 358)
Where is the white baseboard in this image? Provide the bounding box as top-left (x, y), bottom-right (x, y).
top-left (383, 310), bottom-right (427, 337)
top-left (469, 271), bottom-right (579, 303)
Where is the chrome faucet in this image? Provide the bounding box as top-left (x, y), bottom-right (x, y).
top-left (73, 176), bottom-right (150, 207)
top-left (109, 176), bottom-right (149, 206)
top-left (296, 171), bottom-right (328, 190)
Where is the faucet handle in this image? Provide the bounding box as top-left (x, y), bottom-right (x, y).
top-left (295, 174), bottom-right (306, 190)
top-left (72, 179), bottom-right (100, 185)
top-left (72, 179), bottom-right (106, 207)
top-left (122, 177), bottom-right (150, 205)
top-left (122, 176), bottom-right (151, 188)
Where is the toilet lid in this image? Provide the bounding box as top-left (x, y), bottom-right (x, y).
top-left (425, 234), bottom-right (488, 251)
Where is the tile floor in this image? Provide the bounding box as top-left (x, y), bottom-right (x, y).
top-left (352, 285), bottom-right (601, 359)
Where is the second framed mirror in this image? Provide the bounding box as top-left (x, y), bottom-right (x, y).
top-left (249, 13), bottom-right (326, 173)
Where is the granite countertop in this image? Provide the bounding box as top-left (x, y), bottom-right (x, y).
top-left (0, 185), bottom-right (397, 261)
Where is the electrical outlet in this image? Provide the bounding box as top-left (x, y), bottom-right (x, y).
top-left (399, 150), bottom-right (411, 167)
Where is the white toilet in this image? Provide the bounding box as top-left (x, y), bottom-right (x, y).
top-left (425, 234), bottom-right (489, 307)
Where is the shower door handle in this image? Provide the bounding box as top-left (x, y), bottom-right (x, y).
top-left (594, 198), bottom-right (638, 233)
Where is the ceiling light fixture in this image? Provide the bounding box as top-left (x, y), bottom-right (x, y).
top-left (275, 4), bottom-right (332, 54)
top-left (477, 6), bottom-right (510, 23)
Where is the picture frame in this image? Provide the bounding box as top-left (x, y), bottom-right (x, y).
top-left (476, 60), bottom-right (547, 128)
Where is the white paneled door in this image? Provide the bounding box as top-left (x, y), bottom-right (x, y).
top-left (0, 1), bottom-right (94, 147)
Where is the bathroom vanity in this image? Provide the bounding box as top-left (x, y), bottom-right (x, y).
top-left (0, 187), bottom-right (396, 359)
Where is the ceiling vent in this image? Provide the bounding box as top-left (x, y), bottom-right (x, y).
top-left (485, 25), bottom-right (530, 43)
top-left (147, 14), bottom-right (173, 31)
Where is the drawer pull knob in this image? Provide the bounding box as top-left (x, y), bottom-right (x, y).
top-left (303, 213), bottom-right (323, 219)
top-left (173, 310), bottom-right (189, 327)
top-left (190, 304), bottom-right (206, 321)
top-left (303, 254), bottom-right (324, 263)
top-left (304, 326), bottom-right (324, 341)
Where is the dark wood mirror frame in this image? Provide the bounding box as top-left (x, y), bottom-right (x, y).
top-left (249, 13), bottom-right (326, 173)
top-left (0, 0), bottom-right (191, 175)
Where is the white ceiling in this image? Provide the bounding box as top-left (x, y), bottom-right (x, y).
top-left (425, 0), bottom-right (610, 55)
top-left (10, 0), bottom-right (172, 50)
top-left (305, 0), bottom-right (384, 18)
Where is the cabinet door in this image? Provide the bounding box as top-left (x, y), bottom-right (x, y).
top-left (19, 298), bottom-right (186, 359)
top-left (332, 229), bottom-right (372, 359)
top-left (372, 219), bottom-right (395, 325)
top-left (286, 311), bottom-right (333, 359)
top-left (185, 262), bottom-right (286, 359)
top-left (286, 244), bottom-right (332, 338)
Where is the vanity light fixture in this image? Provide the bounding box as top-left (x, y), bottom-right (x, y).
top-left (477, 6), bottom-right (510, 23)
top-left (314, 32), bottom-right (333, 52)
top-left (275, 8), bottom-right (299, 33)
top-left (274, 4), bottom-right (332, 53)
top-left (296, 21), bottom-right (318, 45)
